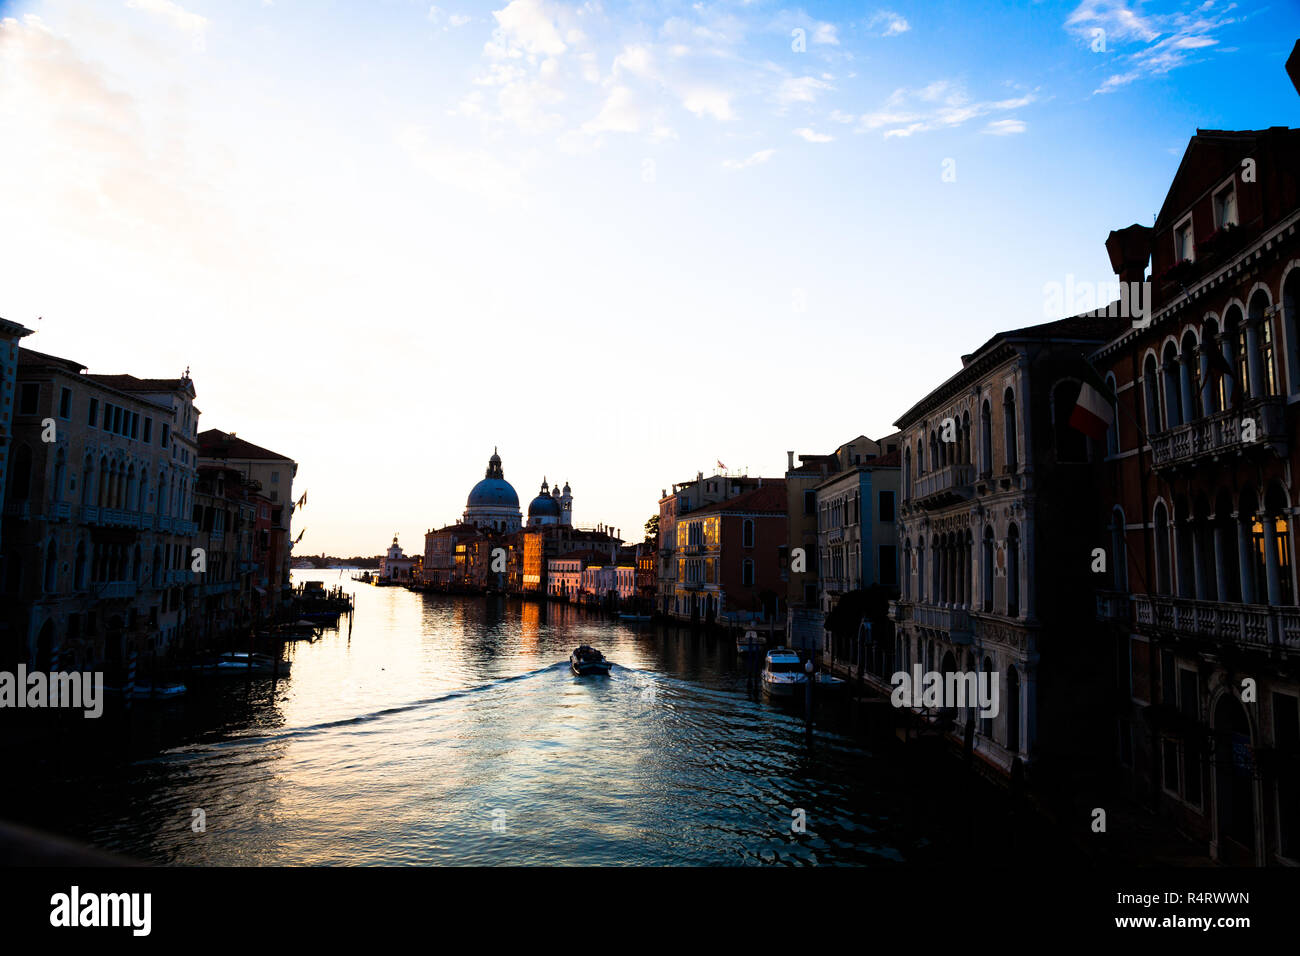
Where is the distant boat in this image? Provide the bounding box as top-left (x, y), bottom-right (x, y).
top-left (106, 680), bottom-right (187, 700)
top-left (570, 645), bottom-right (612, 676)
top-left (186, 652), bottom-right (289, 677)
top-left (761, 648), bottom-right (806, 697)
top-left (618, 613), bottom-right (651, 622)
top-left (736, 632), bottom-right (764, 653)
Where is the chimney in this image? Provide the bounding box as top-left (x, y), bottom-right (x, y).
top-left (786, 450), bottom-right (794, 471)
top-left (1288, 39), bottom-right (1300, 97)
top-left (1106, 224), bottom-right (1153, 286)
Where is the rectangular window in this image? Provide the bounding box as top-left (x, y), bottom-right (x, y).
top-left (1161, 649), bottom-right (1177, 707)
top-left (879, 545), bottom-right (898, 586)
top-left (803, 490), bottom-right (815, 515)
top-left (59, 387), bottom-right (72, 419)
top-left (88, 397), bottom-right (99, 427)
top-left (1179, 668), bottom-right (1198, 722)
top-left (1214, 185), bottom-right (1237, 228)
top-left (879, 490), bottom-right (895, 522)
top-left (161, 423), bottom-right (170, 449)
top-left (143, 418), bottom-right (152, 443)
top-left (271, 471), bottom-right (280, 484)
top-left (18, 383), bottom-right (39, 415)
top-left (1175, 219), bottom-right (1194, 262)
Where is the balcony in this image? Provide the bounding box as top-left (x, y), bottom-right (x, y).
top-left (100, 508), bottom-right (139, 529)
top-left (912, 464), bottom-right (976, 509)
top-left (888, 600), bottom-right (911, 623)
top-left (1096, 590), bottom-right (1131, 624)
top-left (681, 581), bottom-right (704, 590)
top-left (913, 603), bottom-right (973, 642)
top-left (96, 580), bottom-right (137, 600)
top-left (165, 569), bottom-right (193, 586)
top-left (3, 501), bottom-right (30, 519)
top-left (1150, 397), bottom-right (1286, 471)
top-left (156, 516), bottom-right (173, 532)
top-left (1133, 594), bottom-right (1300, 652)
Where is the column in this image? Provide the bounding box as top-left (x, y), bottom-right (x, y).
top-left (1235, 512), bottom-right (1256, 604)
top-left (1262, 516), bottom-right (1283, 606)
top-left (1213, 519), bottom-right (1231, 601)
top-left (1245, 317), bottom-right (1263, 401)
top-left (1022, 510), bottom-right (1036, 621)
top-left (1016, 360), bottom-right (1033, 475)
top-left (1173, 517), bottom-right (1190, 598)
top-left (1190, 519), bottom-right (1207, 600)
top-left (1217, 333), bottom-right (1235, 408)
top-left (1197, 345), bottom-right (1214, 414)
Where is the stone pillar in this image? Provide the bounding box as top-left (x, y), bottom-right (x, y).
top-left (1162, 359), bottom-right (1181, 428)
top-left (1235, 512), bottom-right (1256, 604)
top-left (1197, 344), bottom-right (1214, 414)
top-left (1217, 333), bottom-right (1235, 408)
top-left (1016, 359), bottom-right (1033, 475)
top-left (1023, 511), bottom-right (1035, 620)
top-left (1213, 519), bottom-right (1230, 601)
top-left (1263, 516), bottom-right (1283, 606)
top-left (1245, 317), bottom-right (1263, 401)
top-left (1173, 517), bottom-right (1191, 598)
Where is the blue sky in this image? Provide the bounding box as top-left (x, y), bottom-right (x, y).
top-left (1, 0), bottom-right (1297, 554)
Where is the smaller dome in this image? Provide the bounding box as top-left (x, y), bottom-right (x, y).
top-left (529, 493), bottom-right (561, 518)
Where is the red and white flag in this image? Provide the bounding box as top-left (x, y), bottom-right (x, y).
top-left (717, 460), bottom-right (726, 470)
top-left (1068, 381), bottom-right (1113, 440)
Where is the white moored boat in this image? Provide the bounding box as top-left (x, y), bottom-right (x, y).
top-left (761, 648), bottom-right (807, 697)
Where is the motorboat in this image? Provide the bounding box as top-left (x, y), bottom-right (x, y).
top-left (761, 648), bottom-right (807, 697)
top-left (187, 652), bottom-right (290, 677)
top-left (618, 613), bottom-right (652, 622)
top-left (736, 631), bottom-right (764, 653)
top-left (570, 645), bottom-right (612, 676)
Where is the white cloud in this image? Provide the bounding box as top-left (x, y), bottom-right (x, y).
top-left (776, 75), bottom-right (832, 106)
top-left (722, 148), bottom-right (774, 170)
top-left (682, 87), bottom-right (734, 121)
top-left (125, 0), bottom-right (208, 47)
top-left (1064, 0), bottom-right (1239, 94)
top-left (583, 85), bottom-right (640, 133)
top-left (813, 22), bottom-right (839, 45)
top-left (794, 127), bottom-right (833, 142)
top-left (982, 118), bottom-right (1026, 135)
top-left (867, 10), bottom-right (910, 37)
top-left (429, 6), bottom-right (472, 28)
top-left (859, 82), bottom-right (1036, 136)
top-left (488, 0), bottom-right (567, 58)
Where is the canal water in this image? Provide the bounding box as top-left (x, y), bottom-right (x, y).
top-left (2, 572), bottom-right (1080, 865)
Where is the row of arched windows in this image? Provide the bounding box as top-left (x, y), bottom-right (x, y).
top-left (901, 523), bottom-right (1022, 617)
top-left (902, 388), bottom-right (1020, 499)
top-left (892, 635), bottom-right (1024, 751)
top-left (1115, 481), bottom-right (1295, 606)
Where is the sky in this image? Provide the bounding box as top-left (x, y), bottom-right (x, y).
top-left (1, 0), bottom-right (1297, 556)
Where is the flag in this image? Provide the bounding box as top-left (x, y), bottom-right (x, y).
top-left (1069, 380), bottom-right (1114, 440)
top-left (717, 460), bottom-right (726, 470)
top-left (297, 490), bottom-right (307, 508)
top-left (1198, 345), bottom-right (1240, 410)
top-left (293, 528), bottom-right (305, 545)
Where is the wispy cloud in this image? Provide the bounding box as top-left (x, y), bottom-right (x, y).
top-left (125, 0), bottom-right (208, 48)
top-left (982, 118), bottom-right (1026, 135)
top-left (722, 148), bottom-right (774, 170)
top-left (867, 10), bottom-right (910, 37)
top-left (859, 80), bottom-right (1036, 137)
top-left (1064, 0), bottom-right (1240, 94)
top-left (775, 74), bottom-right (833, 106)
top-left (794, 127), bottom-right (833, 142)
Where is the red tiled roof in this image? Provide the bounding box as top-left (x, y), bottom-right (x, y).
top-left (17, 348), bottom-right (85, 373)
top-left (199, 429), bottom-right (294, 463)
top-left (688, 480), bottom-right (788, 515)
top-left (87, 373), bottom-right (194, 395)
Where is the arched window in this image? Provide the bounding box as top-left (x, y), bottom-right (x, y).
top-left (1250, 291), bottom-right (1277, 397)
top-left (742, 558), bottom-right (754, 587)
top-left (1003, 388), bottom-right (1018, 471)
top-left (980, 400), bottom-right (992, 474)
top-left (43, 542), bottom-right (57, 593)
top-left (903, 447), bottom-right (912, 501)
top-left (1153, 501), bottom-right (1171, 594)
top-left (1007, 667), bottom-right (1021, 752)
top-left (1181, 330), bottom-right (1201, 420)
top-left (1105, 374), bottom-right (1119, 456)
top-left (902, 539), bottom-right (911, 600)
top-left (1284, 270), bottom-right (1300, 396)
top-left (916, 540), bottom-right (925, 603)
top-left (1224, 305), bottom-right (1248, 405)
top-left (1201, 319), bottom-right (1221, 415)
top-left (1007, 523), bottom-right (1021, 617)
top-left (980, 656), bottom-right (994, 738)
top-left (1143, 353), bottom-right (1161, 434)
top-left (10, 444), bottom-right (32, 500)
top-left (74, 540), bottom-right (87, 590)
top-left (52, 449), bottom-right (67, 503)
top-left (81, 454), bottom-right (94, 506)
top-left (916, 438), bottom-right (924, 476)
top-left (742, 519), bottom-right (754, 548)
top-left (982, 526), bottom-right (994, 612)
top-left (1161, 341), bottom-right (1182, 429)
top-left (961, 410), bottom-right (971, 465)
top-left (1111, 507), bottom-right (1128, 591)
